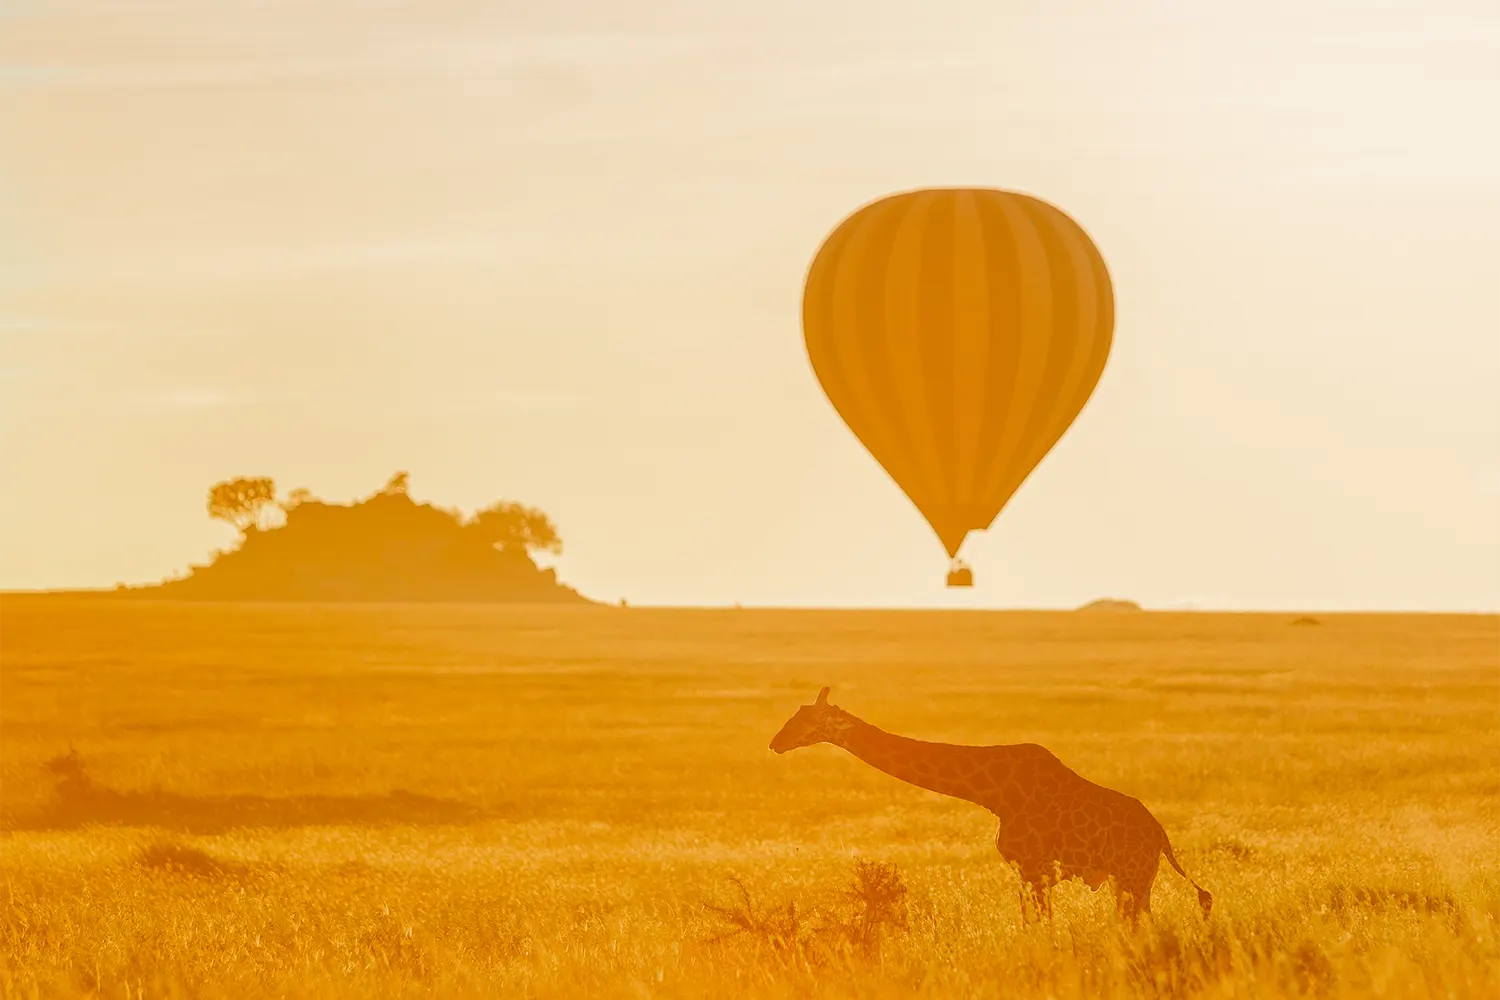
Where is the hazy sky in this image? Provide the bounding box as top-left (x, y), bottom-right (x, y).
top-left (3, 0), bottom-right (1497, 610)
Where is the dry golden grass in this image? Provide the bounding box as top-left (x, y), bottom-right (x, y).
top-left (1, 598), bottom-right (1496, 998)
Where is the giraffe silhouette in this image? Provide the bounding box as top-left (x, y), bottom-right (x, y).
top-left (770, 687), bottom-right (1212, 921)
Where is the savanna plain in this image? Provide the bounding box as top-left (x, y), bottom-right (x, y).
top-left (1, 599), bottom-right (1495, 999)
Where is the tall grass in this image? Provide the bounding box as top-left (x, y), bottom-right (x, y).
top-left (2, 599), bottom-right (1495, 997)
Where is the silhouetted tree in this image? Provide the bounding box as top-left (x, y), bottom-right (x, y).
top-left (164, 473), bottom-right (586, 602)
top-left (282, 487), bottom-right (316, 510)
top-left (207, 477), bottom-right (278, 533)
top-left (468, 501), bottom-right (562, 556)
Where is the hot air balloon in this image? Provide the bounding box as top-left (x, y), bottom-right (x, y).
top-left (801, 188), bottom-right (1114, 587)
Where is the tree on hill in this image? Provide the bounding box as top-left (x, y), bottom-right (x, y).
top-left (282, 487), bottom-right (317, 510)
top-left (207, 476), bottom-right (278, 533)
top-left (146, 470), bottom-right (588, 603)
top-left (468, 501), bottom-right (562, 557)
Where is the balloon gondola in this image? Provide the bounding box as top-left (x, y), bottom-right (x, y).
top-left (946, 561), bottom-right (974, 588)
top-left (801, 188), bottom-right (1114, 586)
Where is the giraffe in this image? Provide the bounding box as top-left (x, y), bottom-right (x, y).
top-left (769, 687), bottom-right (1212, 921)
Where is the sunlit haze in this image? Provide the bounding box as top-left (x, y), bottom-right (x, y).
top-left (3, 0), bottom-right (1497, 610)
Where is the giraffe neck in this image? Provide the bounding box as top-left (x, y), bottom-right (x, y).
top-left (829, 715), bottom-right (1009, 811)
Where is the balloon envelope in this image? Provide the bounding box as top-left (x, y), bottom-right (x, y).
top-left (802, 188), bottom-right (1114, 559)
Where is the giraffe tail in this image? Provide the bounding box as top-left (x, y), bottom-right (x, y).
top-left (1162, 837), bottom-right (1213, 916)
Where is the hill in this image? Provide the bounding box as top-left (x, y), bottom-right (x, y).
top-left (132, 478), bottom-right (590, 603)
top-left (1076, 598), bottom-right (1144, 613)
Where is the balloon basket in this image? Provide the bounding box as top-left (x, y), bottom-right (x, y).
top-left (946, 563), bottom-right (973, 588)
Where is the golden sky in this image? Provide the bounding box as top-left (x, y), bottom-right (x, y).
top-left (2, 1), bottom-right (1496, 610)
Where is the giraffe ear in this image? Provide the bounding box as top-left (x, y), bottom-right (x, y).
top-left (815, 686), bottom-right (830, 706)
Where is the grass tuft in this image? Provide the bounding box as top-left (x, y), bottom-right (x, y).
top-left (135, 840), bottom-right (250, 880)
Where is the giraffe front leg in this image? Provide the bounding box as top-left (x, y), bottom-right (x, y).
top-left (1016, 865), bottom-right (1055, 923)
top-left (997, 827), bottom-right (1054, 923)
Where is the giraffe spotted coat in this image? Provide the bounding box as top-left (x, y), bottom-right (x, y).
top-left (770, 687), bottom-right (1212, 919)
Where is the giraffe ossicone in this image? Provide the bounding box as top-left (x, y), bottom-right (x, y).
top-left (769, 687), bottom-right (1213, 921)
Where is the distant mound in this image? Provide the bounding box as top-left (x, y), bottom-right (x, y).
top-left (129, 474), bottom-right (591, 604)
top-left (1076, 598), bottom-right (1143, 613)
top-left (1289, 616), bottom-right (1323, 627)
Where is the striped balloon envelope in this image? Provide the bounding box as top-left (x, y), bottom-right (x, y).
top-left (801, 188), bottom-right (1114, 585)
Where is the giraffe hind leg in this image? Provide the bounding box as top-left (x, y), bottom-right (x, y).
top-left (1117, 879), bottom-right (1153, 923)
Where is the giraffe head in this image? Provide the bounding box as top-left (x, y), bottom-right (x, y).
top-left (769, 686), bottom-right (852, 754)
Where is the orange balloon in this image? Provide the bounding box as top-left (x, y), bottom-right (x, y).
top-left (802, 188), bottom-right (1114, 570)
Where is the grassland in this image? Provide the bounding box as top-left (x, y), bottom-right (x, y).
top-left (1, 598), bottom-right (1496, 998)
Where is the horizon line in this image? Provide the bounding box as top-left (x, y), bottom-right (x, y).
top-left (1, 588), bottom-right (1495, 616)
